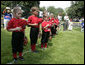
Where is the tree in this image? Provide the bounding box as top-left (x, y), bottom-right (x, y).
top-left (47, 6), bottom-right (56, 15)
top-left (39, 7), bottom-right (46, 11)
top-left (55, 8), bottom-right (64, 16)
top-left (21, 1), bottom-right (40, 18)
top-left (1, 1), bottom-right (40, 18)
top-left (66, 1), bottom-right (84, 19)
top-left (47, 6), bottom-right (65, 19)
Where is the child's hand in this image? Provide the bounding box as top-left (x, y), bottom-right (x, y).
top-left (46, 24), bottom-right (49, 27)
top-left (33, 23), bottom-right (38, 26)
top-left (15, 27), bottom-right (22, 31)
top-left (7, 27), bottom-right (22, 32)
top-left (49, 36), bottom-right (52, 40)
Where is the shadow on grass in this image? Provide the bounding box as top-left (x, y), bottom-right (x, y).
top-left (48, 41), bottom-right (53, 47)
top-left (1, 28), bottom-right (13, 64)
top-left (1, 28), bottom-right (54, 64)
top-left (73, 27), bottom-right (81, 32)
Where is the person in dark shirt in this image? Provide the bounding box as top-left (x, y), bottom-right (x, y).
top-left (81, 21), bottom-right (84, 32)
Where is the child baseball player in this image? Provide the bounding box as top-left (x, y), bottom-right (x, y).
top-left (28, 6), bottom-right (43, 53)
top-left (7, 7), bottom-right (28, 63)
top-left (41, 15), bottom-right (51, 49)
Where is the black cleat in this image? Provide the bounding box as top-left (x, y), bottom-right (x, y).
top-left (18, 56), bottom-right (24, 61)
top-left (41, 48), bottom-right (45, 51)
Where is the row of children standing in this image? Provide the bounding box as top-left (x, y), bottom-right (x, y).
top-left (7, 6), bottom-right (59, 63)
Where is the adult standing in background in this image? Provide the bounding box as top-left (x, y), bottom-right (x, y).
top-left (63, 14), bottom-right (69, 31)
top-left (57, 14), bottom-right (62, 31)
top-left (3, 7), bottom-right (12, 30)
top-left (68, 19), bottom-right (73, 31)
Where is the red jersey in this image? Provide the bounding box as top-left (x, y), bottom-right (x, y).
top-left (28, 15), bottom-right (43, 28)
top-left (54, 19), bottom-right (59, 25)
top-left (49, 18), bottom-right (55, 26)
top-left (7, 18), bottom-right (28, 32)
top-left (42, 21), bottom-right (51, 32)
top-left (48, 17), bottom-right (52, 21)
top-left (49, 20), bottom-right (52, 27)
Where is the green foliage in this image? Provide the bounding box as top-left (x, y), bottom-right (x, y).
top-left (1, 1), bottom-right (40, 18)
top-left (47, 6), bottom-right (56, 14)
top-left (47, 6), bottom-right (65, 18)
top-left (1, 26), bottom-right (84, 64)
top-left (39, 7), bottom-right (46, 11)
top-left (66, 1), bottom-right (84, 19)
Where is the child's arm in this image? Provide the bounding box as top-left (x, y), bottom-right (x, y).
top-left (49, 31), bottom-right (52, 40)
top-left (28, 16), bottom-right (39, 26)
top-left (28, 23), bottom-right (38, 26)
top-left (28, 18), bottom-right (43, 27)
top-left (26, 21), bottom-right (38, 27)
top-left (3, 15), bottom-right (4, 18)
top-left (7, 27), bottom-right (22, 32)
top-left (43, 24), bottom-right (49, 29)
top-left (50, 31), bottom-right (52, 36)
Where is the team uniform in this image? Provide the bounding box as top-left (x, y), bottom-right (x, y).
top-left (41, 21), bottom-right (51, 48)
top-left (28, 15), bottom-right (42, 52)
top-left (7, 18), bottom-right (28, 59)
top-left (49, 18), bottom-right (55, 36)
top-left (54, 18), bottom-right (59, 34)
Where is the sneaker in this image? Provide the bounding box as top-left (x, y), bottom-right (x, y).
top-left (41, 48), bottom-right (45, 51)
top-left (18, 56), bottom-right (24, 61)
top-left (56, 32), bottom-right (58, 35)
top-left (13, 58), bottom-right (18, 63)
top-left (44, 48), bottom-right (47, 50)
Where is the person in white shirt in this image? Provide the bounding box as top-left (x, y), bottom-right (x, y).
top-left (57, 15), bottom-right (62, 30)
top-left (63, 14), bottom-right (69, 31)
top-left (68, 20), bottom-right (73, 31)
top-left (39, 11), bottom-right (43, 18)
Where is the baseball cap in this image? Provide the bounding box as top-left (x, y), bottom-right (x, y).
top-left (6, 7), bottom-right (10, 9)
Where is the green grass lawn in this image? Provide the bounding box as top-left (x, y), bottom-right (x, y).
top-left (1, 26), bottom-right (84, 64)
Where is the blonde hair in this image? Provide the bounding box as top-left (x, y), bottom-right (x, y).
top-left (30, 6), bottom-right (39, 12)
top-left (12, 7), bottom-right (22, 14)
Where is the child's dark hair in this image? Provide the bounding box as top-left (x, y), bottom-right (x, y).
top-left (43, 15), bottom-right (48, 21)
top-left (43, 10), bottom-right (48, 17)
top-left (43, 10), bottom-right (47, 14)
